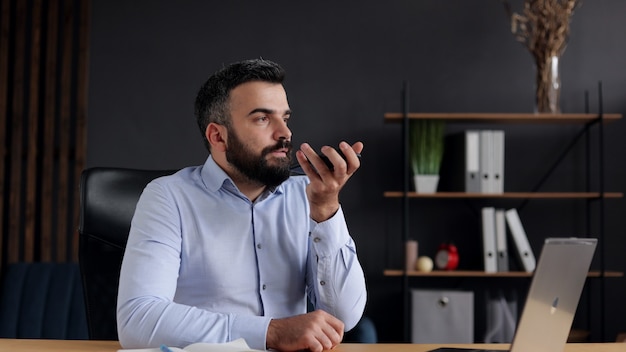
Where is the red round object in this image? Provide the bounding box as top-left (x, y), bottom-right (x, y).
top-left (435, 243), bottom-right (459, 270)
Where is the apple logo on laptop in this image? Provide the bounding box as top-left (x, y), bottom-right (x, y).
top-left (550, 297), bottom-right (559, 314)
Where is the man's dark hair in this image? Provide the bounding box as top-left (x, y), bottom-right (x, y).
top-left (194, 58), bottom-right (286, 151)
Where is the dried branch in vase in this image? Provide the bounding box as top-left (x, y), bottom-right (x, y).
top-left (501, 0), bottom-right (581, 113)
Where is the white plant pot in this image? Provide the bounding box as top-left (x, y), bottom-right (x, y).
top-left (413, 174), bottom-right (439, 194)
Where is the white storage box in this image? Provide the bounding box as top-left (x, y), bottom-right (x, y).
top-left (411, 289), bottom-right (474, 343)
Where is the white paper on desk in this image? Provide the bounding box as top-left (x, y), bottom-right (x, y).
top-left (117, 338), bottom-right (263, 352)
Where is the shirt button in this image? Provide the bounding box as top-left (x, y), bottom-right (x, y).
top-left (313, 237), bottom-right (321, 243)
top-left (320, 281), bottom-right (326, 286)
top-left (257, 244), bottom-right (262, 249)
top-left (262, 284), bottom-right (267, 290)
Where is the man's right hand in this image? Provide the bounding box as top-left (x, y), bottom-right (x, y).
top-left (266, 310), bottom-right (344, 352)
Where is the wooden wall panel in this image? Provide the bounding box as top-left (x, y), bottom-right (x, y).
top-left (0, 0), bottom-right (90, 270)
top-left (41, 0), bottom-right (60, 262)
top-left (25, 0), bottom-right (42, 262)
top-left (7, 0), bottom-right (26, 264)
top-left (0, 0), bottom-right (11, 267)
top-left (74, 0), bottom-right (90, 261)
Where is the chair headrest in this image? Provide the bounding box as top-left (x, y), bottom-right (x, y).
top-left (78, 167), bottom-right (176, 248)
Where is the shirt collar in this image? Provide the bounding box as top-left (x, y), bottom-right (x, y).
top-left (201, 155), bottom-right (285, 200)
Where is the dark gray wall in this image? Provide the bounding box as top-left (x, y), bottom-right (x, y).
top-left (88, 0), bottom-right (626, 342)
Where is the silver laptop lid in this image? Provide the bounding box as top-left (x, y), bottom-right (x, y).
top-left (511, 237), bottom-right (597, 352)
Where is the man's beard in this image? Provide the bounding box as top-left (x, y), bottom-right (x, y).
top-left (225, 127), bottom-right (293, 188)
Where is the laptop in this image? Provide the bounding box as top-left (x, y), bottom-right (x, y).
top-left (431, 237), bottom-right (597, 352)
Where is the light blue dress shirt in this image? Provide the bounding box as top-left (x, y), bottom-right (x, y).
top-left (117, 156), bottom-right (367, 350)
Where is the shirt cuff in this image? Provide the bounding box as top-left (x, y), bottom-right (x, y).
top-left (309, 206), bottom-right (351, 256)
top-left (230, 314), bottom-right (272, 350)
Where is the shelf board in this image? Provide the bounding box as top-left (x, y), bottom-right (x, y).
top-left (383, 191), bottom-right (624, 199)
top-left (384, 112), bottom-right (622, 124)
top-left (384, 269), bottom-right (624, 278)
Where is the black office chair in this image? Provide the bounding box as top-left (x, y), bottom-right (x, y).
top-left (78, 167), bottom-right (175, 340)
top-left (78, 166), bottom-right (376, 342)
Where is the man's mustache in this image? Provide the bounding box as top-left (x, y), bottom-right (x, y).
top-left (263, 139), bottom-right (293, 156)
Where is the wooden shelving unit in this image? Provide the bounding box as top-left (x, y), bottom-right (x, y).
top-left (383, 269), bottom-right (624, 278)
top-left (383, 191), bottom-right (624, 199)
top-left (384, 112), bottom-right (623, 123)
top-left (384, 88), bottom-right (623, 342)
top-left (384, 112), bottom-right (624, 275)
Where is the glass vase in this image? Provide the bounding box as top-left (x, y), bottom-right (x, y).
top-left (534, 55), bottom-right (561, 113)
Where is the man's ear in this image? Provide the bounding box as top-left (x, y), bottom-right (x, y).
top-left (206, 123), bottom-right (228, 152)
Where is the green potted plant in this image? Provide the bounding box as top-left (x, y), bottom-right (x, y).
top-left (409, 119), bottom-right (445, 193)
